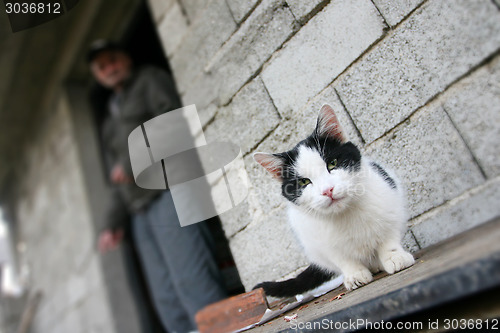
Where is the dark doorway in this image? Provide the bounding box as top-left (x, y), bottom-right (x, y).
top-left (90, 2), bottom-right (245, 331)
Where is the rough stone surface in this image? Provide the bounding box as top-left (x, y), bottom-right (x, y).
top-left (180, 0), bottom-right (209, 23)
top-left (198, 102), bottom-right (218, 128)
top-left (365, 104), bottom-right (484, 219)
top-left (147, 0), bottom-right (175, 23)
top-left (158, 1), bottom-right (189, 57)
top-left (336, 0), bottom-right (500, 144)
top-left (285, 0), bottom-right (324, 22)
top-left (443, 56), bottom-right (500, 179)
top-left (402, 230), bottom-right (420, 253)
top-left (372, 0), bottom-right (423, 27)
top-left (206, 0), bottom-right (297, 105)
top-left (229, 211), bottom-right (308, 290)
top-left (226, 0), bottom-right (260, 22)
top-left (181, 71), bottom-right (220, 109)
top-left (13, 99), bottom-right (116, 333)
top-left (261, 0), bottom-right (385, 118)
top-left (203, 78), bottom-right (281, 155)
top-left (170, 0), bottom-right (237, 94)
top-left (411, 177), bottom-right (500, 248)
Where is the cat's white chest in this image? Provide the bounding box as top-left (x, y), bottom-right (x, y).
top-left (287, 203), bottom-right (391, 271)
top-left (287, 206), bottom-right (344, 270)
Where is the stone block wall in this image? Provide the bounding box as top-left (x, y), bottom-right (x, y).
top-left (6, 93), bottom-right (115, 333)
top-left (148, 0), bottom-right (500, 290)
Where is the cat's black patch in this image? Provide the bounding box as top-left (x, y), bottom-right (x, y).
top-left (370, 162), bottom-right (397, 189)
top-left (253, 265), bottom-right (335, 298)
top-left (278, 132), bottom-right (362, 203)
top-left (274, 148), bottom-right (302, 203)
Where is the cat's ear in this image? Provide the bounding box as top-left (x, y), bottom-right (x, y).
top-left (253, 152), bottom-right (284, 181)
top-left (315, 104), bottom-right (346, 142)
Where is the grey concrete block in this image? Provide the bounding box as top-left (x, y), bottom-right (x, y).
top-left (79, 288), bottom-right (118, 333)
top-left (411, 177), bottom-right (500, 248)
top-left (226, 0), bottom-right (259, 22)
top-left (372, 0), bottom-right (423, 27)
top-left (402, 230), bottom-right (420, 253)
top-left (180, 0), bottom-right (210, 23)
top-left (206, 0), bottom-right (297, 105)
top-left (170, 0), bottom-right (237, 94)
top-left (203, 78), bottom-right (281, 155)
top-left (219, 199), bottom-right (252, 238)
top-left (147, 0), bottom-right (175, 23)
top-left (198, 103), bottom-right (218, 128)
top-left (285, 0), bottom-right (324, 22)
top-left (365, 104), bottom-right (484, 219)
top-left (181, 71), bottom-right (220, 109)
top-left (229, 212), bottom-right (308, 290)
top-left (443, 56), bottom-right (500, 179)
top-left (336, 0), bottom-right (500, 144)
top-left (158, 1), bottom-right (189, 57)
top-left (261, 0), bottom-right (384, 118)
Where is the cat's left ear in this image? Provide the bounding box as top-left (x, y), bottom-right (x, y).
top-left (315, 104), bottom-right (346, 142)
top-left (253, 152), bottom-right (284, 181)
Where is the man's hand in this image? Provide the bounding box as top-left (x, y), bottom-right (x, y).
top-left (110, 164), bottom-right (133, 184)
top-left (98, 229), bottom-right (124, 254)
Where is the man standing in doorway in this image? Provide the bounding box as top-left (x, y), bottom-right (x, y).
top-left (87, 39), bottom-right (227, 333)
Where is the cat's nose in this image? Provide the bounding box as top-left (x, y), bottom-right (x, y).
top-left (322, 187), bottom-right (334, 198)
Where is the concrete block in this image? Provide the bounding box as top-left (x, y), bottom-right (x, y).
top-left (261, 0), bottom-right (384, 118)
top-left (79, 288), bottom-right (118, 333)
top-left (219, 199), bottom-right (252, 238)
top-left (285, 0), bottom-right (324, 22)
top-left (218, 171), bottom-right (270, 238)
top-left (226, 0), bottom-right (259, 22)
top-left (203, 78), bottom-right (281, 155)
top-left (411, 177), bottom-right (500, 248)
top-left (198, 103), bottom-right (218, 128)
top-left (336, 0), bottom-right (500, 144)
top-left (180, 0), bottom-right (209, 23)
top-left (365, 104), bottom-right (484, 219)
top-left (158, 1), bottom-right (189, 57)
top-left (229, 211), bottom-right (308, 290)
top-left (206, 0), bottom-right (297, 105)
top-left (443, 56), bottom-right (500, 179)
top-left (372, 0), bottom-right (423, 27)
top-left (402, 230), bottom-right (420, 253)
top-left (181, 71), bottom-right (220, 109)
top-left (147, 0), bottom-right (175, 23)
top-left (170, 0), bottom-right (237, 94)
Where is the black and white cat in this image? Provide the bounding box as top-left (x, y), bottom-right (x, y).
top-left (253, 104), bottom-right (414, 297)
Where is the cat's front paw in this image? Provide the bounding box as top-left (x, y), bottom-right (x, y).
top-left (381, 250), bottom-right (414, 274)
top-left (343, 268), bottom-right (373, 290)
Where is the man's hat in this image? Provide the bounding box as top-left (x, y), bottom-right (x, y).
top-left (86, 39), bottom-right (126, 63)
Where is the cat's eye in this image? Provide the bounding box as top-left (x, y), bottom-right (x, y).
top-left (327, 159), bottom-right (338, 171)
top-left (298, 178), bottom-right (311, 187)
